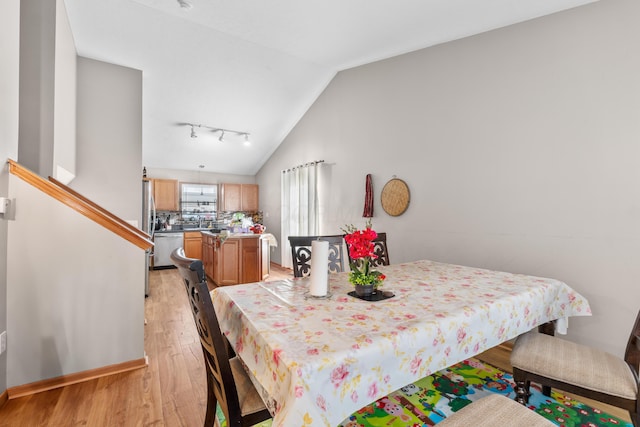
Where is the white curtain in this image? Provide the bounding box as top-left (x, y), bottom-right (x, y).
top-left (281, 161), bottom-right (325, 268)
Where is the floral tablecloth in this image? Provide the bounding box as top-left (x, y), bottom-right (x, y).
top-left (211, 260), bottom-right (591, 426)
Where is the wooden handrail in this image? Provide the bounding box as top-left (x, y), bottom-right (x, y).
top-left (48, 176), bottom-right (151, 241)
top-left (8, 159), bottom-right (153, 251)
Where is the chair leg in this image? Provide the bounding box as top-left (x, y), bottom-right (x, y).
top-left (204, 373), bottom-right (218, 426)
top-left (512, 368), bottom-right (531, 405)
top-left (542, 385), bottom-right (551, 396)
top-left (514, 379), bottom-right (531, 405)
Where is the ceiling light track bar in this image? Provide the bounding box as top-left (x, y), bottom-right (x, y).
top-left (186, 122), bottom-right (250, 139)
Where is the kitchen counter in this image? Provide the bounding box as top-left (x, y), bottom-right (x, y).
top-left (155, 227), bottom-right (222, 234)
top-left (201, 231), bottom-right (265, 238)
top-left (201, 232), bottom-right (275, 286)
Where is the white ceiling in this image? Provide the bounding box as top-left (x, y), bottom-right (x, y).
top-left (63, 0), bottom-right (597, 175)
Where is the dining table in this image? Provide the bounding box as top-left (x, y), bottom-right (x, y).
top-left (211, 259), bottom-right (591, 426)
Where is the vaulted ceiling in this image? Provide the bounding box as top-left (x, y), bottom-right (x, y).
top-left (63, 0), bottom-right (597, 175)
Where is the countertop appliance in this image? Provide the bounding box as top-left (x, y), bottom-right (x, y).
top-left (153, 232), bottom-right (184, 268)
top-left (142, 179), bottom-right (156, 296)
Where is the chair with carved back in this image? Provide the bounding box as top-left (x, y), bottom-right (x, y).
top-left (346, 231), bottom-right (390, 268)
top-left (438, 394), bottom-right (555, 426)
top-left (170, 248), bottom-right (271, 427)
top-left (511, 310), bottom-right (640, 427)
top-left (287, 235), bottom-right (345, 278)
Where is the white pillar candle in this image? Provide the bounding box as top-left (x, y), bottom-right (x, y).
top-left (309, 240), bottom-right (329, 296)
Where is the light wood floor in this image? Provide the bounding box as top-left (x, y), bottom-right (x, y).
top-left (0, 265), bottom-right (631, 426)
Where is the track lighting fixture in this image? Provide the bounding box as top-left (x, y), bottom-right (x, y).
top-left (177, 0), bottom-right (193, 10)
top-left (184, 123), bottom-right (251, 145)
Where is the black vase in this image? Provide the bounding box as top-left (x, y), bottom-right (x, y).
top-left (354, 284), bottom-right (375, 297)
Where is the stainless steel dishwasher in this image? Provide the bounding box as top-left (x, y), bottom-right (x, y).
top-left (153, 232), bottom-right (184, 268)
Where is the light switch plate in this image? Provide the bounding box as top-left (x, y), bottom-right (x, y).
top-left (0, 331), bottom-right (6, 354)
top-left (0, 197), bottom-right (10, 214)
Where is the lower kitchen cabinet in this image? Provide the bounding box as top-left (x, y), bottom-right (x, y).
top-left (240, 235), bottom-right (270, 282)
top-left (202, 232), bottom-right (269, 286)
top-left (202, 233), bottom-right (215, 280)
top-left (214, 238), bottom-right (241, 286)
top-left (183, 231), bottom-right (202, 260)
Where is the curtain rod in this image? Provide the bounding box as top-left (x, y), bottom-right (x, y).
top-left (282, 160), bottom-right (325, 173)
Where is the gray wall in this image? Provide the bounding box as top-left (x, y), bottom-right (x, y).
top-left (7, 177), bottom-right (145, 388)
top-left (147, 167), bottom-right (256, 186)
top-left (0, 0), bottom-right (21, 394)
top-left (3, 7), bottom-right (145, 389)
top-left (18, 0), bottom-right (55, 177)
top-left (18, 0), bottom-right (76, 182)
top-left (5, 57), bottom-right (145, 388)
top-left (257, 0), bottom-right (640, 356)
top-left (53, 0), bottom-right (77, 184)
top-left (72, 57), bottom-right (142, 225)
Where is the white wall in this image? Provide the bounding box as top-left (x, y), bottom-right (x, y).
top-left (257, 0), bottom-right (640, 356)
top-left (0, 0), bottom-right (21, 394)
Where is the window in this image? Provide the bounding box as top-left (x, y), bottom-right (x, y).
top-left (180, 183), bottom-right (217, 224)
top-left (280, 161), bottom-right (327, 269)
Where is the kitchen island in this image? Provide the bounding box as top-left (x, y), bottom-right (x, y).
top-left (201, 231), bottom-right (272, 286)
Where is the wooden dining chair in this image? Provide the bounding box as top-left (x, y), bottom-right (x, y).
top-left (288, 235), bottom-right (345, 278)
top-left (346, 231), bottom-right (390, 268)
top-left (511, 310), bottom-right (640, 427)
top-left (170, 248), bottom-right (271, 427)
top-left (438, 394), bottom-right (555, 426)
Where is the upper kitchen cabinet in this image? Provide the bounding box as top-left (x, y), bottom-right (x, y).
top-left (241, 184), bottom-right (259, 212)
top-left (218, 183), bottom-right (259, 212)
top-left (219, 183), bottom-right (241, 211)
top-left (153, 179), bottom-right (179, 211)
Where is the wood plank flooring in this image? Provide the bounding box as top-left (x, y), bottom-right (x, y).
top-left (0, 265), bottom-right (631, 425)
top-left (0, 265), bottom-right (292, 427)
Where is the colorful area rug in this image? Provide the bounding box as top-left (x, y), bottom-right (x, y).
top-left (216, 358), bottom-right (631, 427)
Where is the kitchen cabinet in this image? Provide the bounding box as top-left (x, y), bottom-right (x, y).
top-left (213, 238), bottom-right (241, 286)
top-left (183, 231), bottom-right (202, 260)
top-left (202, 232), bottom-right (269, 285)
top-left (202, 233), bottom-right (215, 280)
top-left (218, 183), bottom-right (259, 212)
top-left (153, 179), bottom-right (179, 211)
top-left (240, 236), bottom-right (270, 282)
top-left (218, 183), bottom-right (241, 212)
top-left (241, 184), bottom-right (259, 212)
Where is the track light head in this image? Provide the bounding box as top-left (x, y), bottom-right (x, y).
top-left (190, 125), bottom-right (197, 138)
top-left (177, 0), bottom-right (193, 10)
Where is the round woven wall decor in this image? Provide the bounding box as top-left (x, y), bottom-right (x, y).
top-left (381, 178), bottom-right (410, 216)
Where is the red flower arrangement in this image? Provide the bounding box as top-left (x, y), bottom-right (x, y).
top-left (342, 221), bottom-right (386, 288)
top-left (250, 224), bottom-right (265, 234)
